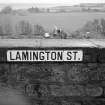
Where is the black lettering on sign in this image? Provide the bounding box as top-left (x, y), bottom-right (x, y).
top-left (67, 52), bottom-right (72, 60)
top-left (45, 51), bottom-right (50, 60)
top-left (7, 50), bottom-right (83, 62)
top-left (51, 52), bottom-right (56, 60)
top-left (16, 51), bottom-right (21, 60)
top-left (39, 52), bottom-right (44, 60)
top-left (10, 52), bottom-right (15, 60)
top-left (22, 51), bottom-right (29, 60)
top-left (33, 52), bottom-right (38, 60)
top-left (57, 51), bottom-right (63, 60)
top-left (30, 51), bottom-right (32, 60)
top-left (73, 51), bottom-right (78, 60)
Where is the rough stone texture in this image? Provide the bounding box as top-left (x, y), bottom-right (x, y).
top-left (0, 63), bottom-right (105, 105)
top-left (50, 85), bottom-right (103, 97)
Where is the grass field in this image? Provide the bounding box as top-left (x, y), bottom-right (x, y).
top-left (0, 12), bottom-right (105, 33)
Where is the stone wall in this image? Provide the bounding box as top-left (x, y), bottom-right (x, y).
top-left (0, 63), bottom-right (105, 105)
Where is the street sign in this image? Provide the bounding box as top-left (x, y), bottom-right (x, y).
top-left (7, 50), bottom-right (83, 62)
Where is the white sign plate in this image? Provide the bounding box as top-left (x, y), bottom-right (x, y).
top-left (7, 50), bottom-right (83, 62)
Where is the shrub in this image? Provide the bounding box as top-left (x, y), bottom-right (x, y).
top-left (1, 6), bottom-right (12, 14)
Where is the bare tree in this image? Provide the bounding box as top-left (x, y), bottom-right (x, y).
top-left (0, 25), bottom-right (4, 35)
top-left (16, 21), bottom-right (32, 35)
top-left (4, 23), bottom-right (13, 35)
top-left (34, 24), bottom-right (45, 36)
top-left (100, 18), bottom-right (105, 35)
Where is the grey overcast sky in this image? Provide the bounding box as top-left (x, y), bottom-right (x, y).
top-left (0, 0), bottom-right (105, 4)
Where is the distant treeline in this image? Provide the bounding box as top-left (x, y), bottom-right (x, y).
top-left (0, 6), bottom-right (105, 39)
top-left (71, 18), bottom-right (105, 39)
top-left (0, 6), bottom-right (47, 14)
top-left (0, 19), bottom-right (68, 39)
top-left (1, 6), bottom-right (105, 15)
top-left (0, 18), bottom-right (105, 39)
top-left (0, 20), bottom-right (45, 37)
